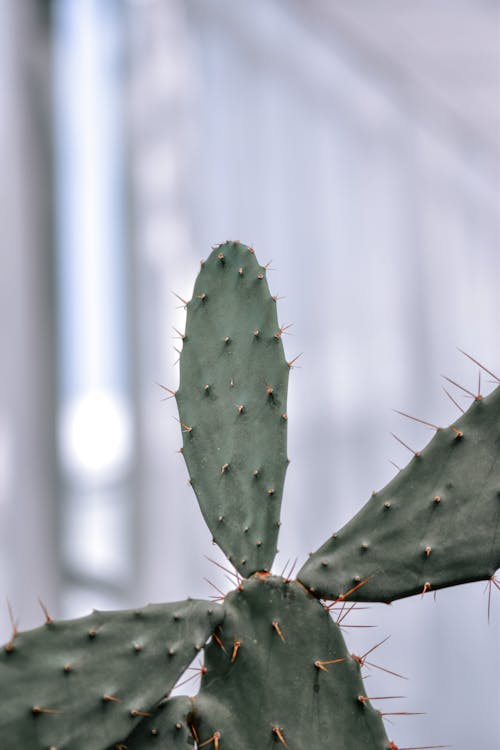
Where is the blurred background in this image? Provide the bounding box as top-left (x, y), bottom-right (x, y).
top-left (0, 0), bottom-right (499, 747)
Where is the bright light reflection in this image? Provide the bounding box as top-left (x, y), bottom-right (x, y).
top-left (60, 389), bottom-right (132, 480)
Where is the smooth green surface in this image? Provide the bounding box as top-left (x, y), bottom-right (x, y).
top-left (192, 576), bottom-right (391, 750)
top-left (177, 242), bottom-right (289, 576)
top-left (299, 386), bottom-right (500, 602)
top-left (0, 601), bottom-right (223, 750)
top-left (110, 695), bottom-right (193, 749)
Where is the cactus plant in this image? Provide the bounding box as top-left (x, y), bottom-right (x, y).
top-left (1, 241), bottom-right (499, 749)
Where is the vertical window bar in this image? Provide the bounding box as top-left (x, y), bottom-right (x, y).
top-left (53, 0), bottom-right (134, 616)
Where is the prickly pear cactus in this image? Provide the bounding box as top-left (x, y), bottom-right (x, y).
top-left (1, 241), bottom-right (499, 750)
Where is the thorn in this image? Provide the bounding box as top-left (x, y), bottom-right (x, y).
top-left (197, 292), bottom-right (207, 301)
top-left (231, 639), bottom-right (241, 662)
top-left (38, 598), bottom-right (52, 624)
top-left (330, 598), bottom-right (346, 618)
top-left (204, 578), bottom-right (226, 599)
top-left (421, 582), bottom-right (431, 596)
top-left (5, 599), bottom-right (19, 651)
top-left (32, 706), bottom-right (63, 715)
top-left (130, 709), bottom-right (153, 718)
top-left (393, 409), bottom-right (441, 431)
top-left (236, 404), bottom-right (244, 415)
top-left (358, 695), bottom-right (405, 702)
top-left (363, 659), bottom-right (408, 681)
top-left (190, 722), bottom-right (200, 742)
top-left (442, 375), bottom-right (478, 400)
top-left (211, 629), bottom-right (227, 653)
top-left (157, 382), bottom-right (176, 400)
top-left (280, 558), bottom-right (291, 578)
top-left (425, 546), bottom-right (432, 557)
top-left (314, 657), bottom-right (346, 672)
top-left (442, 387), bottom-right (464, 413)
top-left (238, 267), bottom-right (244, 276)
top-left (361, 635), bottom-right (391, 661)
top-left (274, 323), bottom-right (293, 340)
top-left (390, 432), bottom-right (420, 457)
top-left (287, 353), bottom-right (303, 369)
top-left (272, 294), bottom-right (285, 302)
top-left (199, 732), bottom-right (221, 749)
top-left (380, 711), bottom-right (426, 717)
top-left (173, 670), bottom-right (203, 690)
top-left (171, 291), bottom-right (190, 308)
top-left (285, 558), bottom-right (298, 581)
top-left (457, 348), bottom-right (500, 383)
top-left (205, 556), bottom-right (240, 583)
top-left (389, 460), bottom-right (401, 471)
top-left (172, 327), bottom-right (186, 341)
top-left (221, 463), bottom-right (229, 474)
top-left (186, 663), bottom-right (207, 676)
top-left (264, 259), bottom-right (273, 269)
top-left (335, 575), bottom-right (374, 603)
top-left (272, 726), bottom-right (288, 747)
top-left (174, 417), bottom-right (192, 433)
top-left (336, 600), bottom-right (359, 625)
top-left (272, 620), bottom-right (285, 642)
top-left (484, 575), bottom-right (500, 623)
top-left (102, 694), bottom-right (122, 703)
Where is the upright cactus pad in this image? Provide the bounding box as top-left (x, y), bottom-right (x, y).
top-left (298, 385), bottom-right (500, 602)
top-left (176, 242), bottom-right (290, 576)
top-left (191, 575), bottom-right (389, 750)
top-left (0, 601), bottom-right (223, 750)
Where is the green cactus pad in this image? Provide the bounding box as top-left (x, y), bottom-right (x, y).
top-left (176, 242), bottom-right (290, 576)
top-left (298, 385), bottom-right (500, 602)
top-left (0, 600), bottom-right (223, 750)
top-left (191, 575), bottom-right (390, 750)
top-left (110, 695), bottom-right (193, 749)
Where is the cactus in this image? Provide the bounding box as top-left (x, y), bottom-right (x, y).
top-left (1, 241), bottom-right (499, 749)
top-left (298, 385), bottom-right (500, 602)
top-left (0, 601), bottom-right (223, 749)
